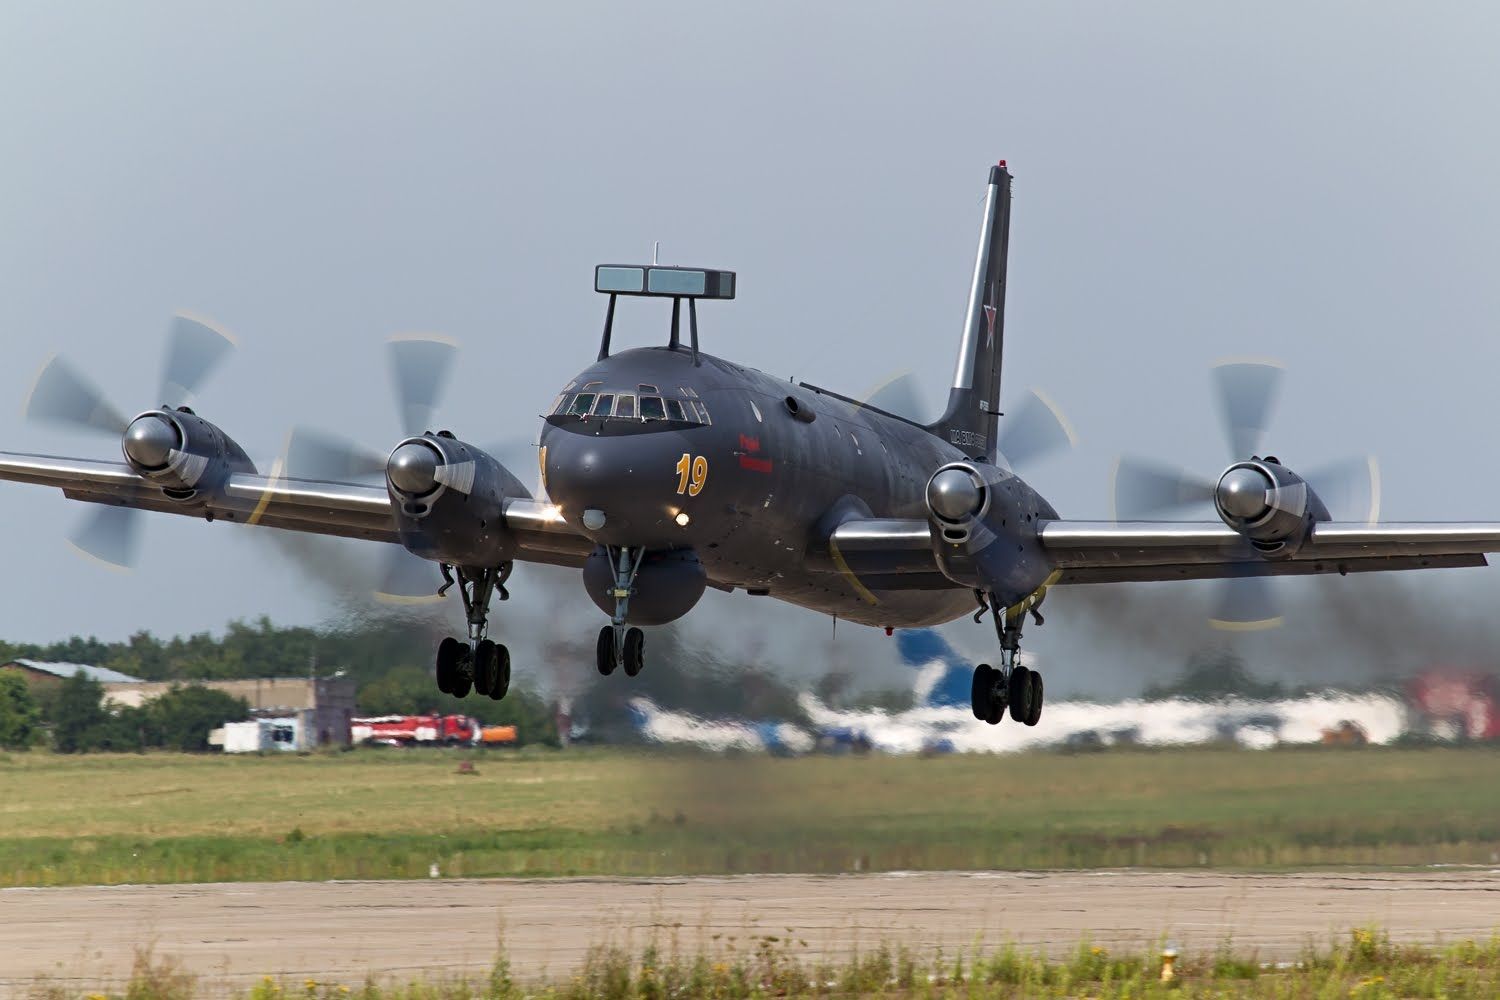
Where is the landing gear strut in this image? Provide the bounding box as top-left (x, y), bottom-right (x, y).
top-left (595, 546), bottom-right (647, 679)
top-left (433, 562), bottom-right (512, 700)
top-left (970, 590), bottom-right (1045, 727)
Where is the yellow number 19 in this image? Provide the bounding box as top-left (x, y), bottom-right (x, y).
top-left (675, 453), bottom-right (709, 496)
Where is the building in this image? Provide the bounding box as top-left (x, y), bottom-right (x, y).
top-left (103, 676), bottom-right (357, 747)
top-left (2, 659), bottom-right (144, 685)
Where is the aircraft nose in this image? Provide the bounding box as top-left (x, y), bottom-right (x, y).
top-left (542, 430), bottom-right (678, 545)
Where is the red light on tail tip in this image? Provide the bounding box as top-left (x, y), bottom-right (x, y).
top-left (884, 626), bottom-right (894, 637)
top-left (997, 159), bottom-right (1007, 167)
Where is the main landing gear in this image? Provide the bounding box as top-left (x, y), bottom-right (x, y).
top-left (970, 590), bottom-right (1045, 727)
top-left (595, 546), bottom-right (648, 679)
top-left (433, 562), bottom-right (512, 701)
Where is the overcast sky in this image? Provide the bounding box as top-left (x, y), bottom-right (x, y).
top-left (3, 2), bottom-right (1499, 697)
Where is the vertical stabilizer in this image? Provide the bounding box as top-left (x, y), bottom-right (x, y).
top-left (927, 162), bottom-right (1012, 461)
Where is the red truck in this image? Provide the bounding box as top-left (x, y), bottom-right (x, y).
top-left (351, 714), bottom-right (481, 746)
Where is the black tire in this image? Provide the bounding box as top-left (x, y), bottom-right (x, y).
top-left (491, 644), bottom-right (511, 701)
top-left (970, 664), bottom-right (994, 721)
top-left (1008, 665), bottom-right (1032, 724)
top-left (452, 643), bottom-right (473, 698)
top-left (623, 627), bottom-right (645, 678)
top-left (596, 625), bottom-right (617, 676)
top-left (436, 636), bottom-right (461, 694)
top-left (473, 639), bottom-right (498, 697)
top-left (1024, 672), bottom-right (1044, 727)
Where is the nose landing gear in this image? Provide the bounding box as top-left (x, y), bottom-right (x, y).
top-left (432, 562), bottom-right (512, 700)
top-left (595, 546), bottom-right (648, 679)
top-left (970, 590), bottom-right (1046, 727)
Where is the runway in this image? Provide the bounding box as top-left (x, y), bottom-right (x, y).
top-left (6, 870), bottom-right (1500, 993)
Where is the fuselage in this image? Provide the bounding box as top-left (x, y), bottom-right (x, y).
top-left (539, 345), bottom-right (1039, 628)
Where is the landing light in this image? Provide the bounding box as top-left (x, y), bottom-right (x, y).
top-left (675, 512), bottom-right (691, 527)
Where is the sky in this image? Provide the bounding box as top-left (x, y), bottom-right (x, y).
top-left (2, 2), bottom-right (1500, 698)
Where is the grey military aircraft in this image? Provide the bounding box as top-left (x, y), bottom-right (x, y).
top-left (6, 160), bottom-right (1500, 728)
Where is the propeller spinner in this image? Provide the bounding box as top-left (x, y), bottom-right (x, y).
top-left (24, 314), bottom-right (236, 569)
top-left (1111, 360), bottom-right (1379, 629)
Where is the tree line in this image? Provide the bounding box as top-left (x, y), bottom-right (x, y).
top-left (0, 614), bottom-right (558, 750)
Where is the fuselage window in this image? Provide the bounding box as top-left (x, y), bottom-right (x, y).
top-left (749, 399), bottom-right (763, 422)
top-left (592, 393), bottom-right (615, 417)
top-left (638, 383), bottom-right (659, 394)
top-left (694, 401), bottom-right (711, 425)
top-left (640, 396), bottom-right (667, 421)
top-left (850, 432), bottom-right (861, 453)
top-left (665, 399), bottom-right (687, 422)
top-left (568, 393), bottom-right (597, 416)
top-left (614, 394), bottom-right (636, 419)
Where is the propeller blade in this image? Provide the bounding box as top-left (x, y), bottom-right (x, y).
top-left (374, 547), bottom-right (444, 604)
top-left (283, 427), bottom-right (387, 482)
top-left (68, 505), bottom-right (142, 570)
top-left (1111, 457), bottom-right (1216, 520)
top-left (862, 371), bottom-right (932, 423)
top-left (1305, 455), bottom-right (1381, 525)
top-left (24, 356), bottom-right (129, 436)
top-left (388, 335), bottom-right (457, 437)
top-left (1212, 360), bottom-right (1284, 459)
top-left (997, 389), bottom-right (1077, 472)
top-left (159, 314), bottom-right (236, 409)
top-left (1209, 573), bottom-right (1283, 631)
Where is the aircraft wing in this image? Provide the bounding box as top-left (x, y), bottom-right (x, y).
top-left (0, 451), bottom-right (592, 566)
top-left (1038, 520), bottom-right (1500, 583)
top-left (821, 515), bottom-right (1500, 589)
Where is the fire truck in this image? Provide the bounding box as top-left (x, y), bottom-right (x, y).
top-left (351, 714), bottom-right (481, 746)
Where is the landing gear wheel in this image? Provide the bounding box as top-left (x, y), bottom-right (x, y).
top-left (490, 644), bottom-right (511, 700)
top-left (1008, 665), bottom-right (1033, 724)
top-left (474, 639), bottom-right (498, 697)
top-left (596, 625), bottom-right (618, 676)
top-left (1024, 672), bottom-right (1043, 727)
top-left (436, 636), bottom-right (462, 694)
top-left (622, 627), bottom-right (645, 678)
top-left (971, 663), bottom-right (996, 721)
top-left (451, 642), bottom-right (473, 699)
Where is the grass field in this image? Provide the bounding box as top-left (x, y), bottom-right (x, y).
top-left (4, 745), bottom-right (1500, 886)
top-left (29, 929), bottom-right (1500, 998)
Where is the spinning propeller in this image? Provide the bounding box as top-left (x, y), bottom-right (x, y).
top-left (281, 336), bottom-right (537, 602)
top-left (862, 372), bottom-right (1077, 471)
top-left (24, 314), bottom-right (236, 569)
top-left (1111, 360), bottom-right (1380, 630)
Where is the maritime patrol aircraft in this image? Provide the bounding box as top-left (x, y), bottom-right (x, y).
top-left (6, 161), bottom-right (1500, 728)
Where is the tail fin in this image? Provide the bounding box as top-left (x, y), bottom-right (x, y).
top-left (927, 162), bottom-right (1013, 461)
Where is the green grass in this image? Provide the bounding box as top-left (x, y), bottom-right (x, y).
top-left (4, 745), bottom-right (1500, 886)
top-left (28, 928), bottom-right (1500, 998)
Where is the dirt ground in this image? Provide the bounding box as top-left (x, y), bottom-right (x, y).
top-left (5, 870), bottom-right (1500, 994)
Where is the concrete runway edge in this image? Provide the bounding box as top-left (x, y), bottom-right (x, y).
top-left (5, 870), bottom-right (1500, 994)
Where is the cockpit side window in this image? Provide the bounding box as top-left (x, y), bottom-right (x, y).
top-left (567, 393), bottom-right (597, 416)
top-left (549, 394), bottom-right (570, 415)
top-left (640, 396), bottom-right (667, 421)
top-left (664, 399), bottom-right (687, 422)
top-left (614, 394), bottom-right (636, 419)
top-left (694, 401), bottom-right (712, 425)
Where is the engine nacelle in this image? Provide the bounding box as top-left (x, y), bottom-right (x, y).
top-left (121, 407), bottom-right (255, 499)
top-left (582, 547), bottom-right (706, 626)
top-left (924, 461), bottom-right (1057, 606)
top-left (385, 432), bottom-right (531, 566)
top-left (1213, 459), bottom-right (1328, 551)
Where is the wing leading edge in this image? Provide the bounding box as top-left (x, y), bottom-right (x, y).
top-left (1038, 520), bottom-right (1500, 584)
top-left (0, 451), bottom-right (592, 565)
